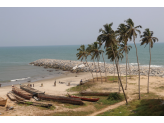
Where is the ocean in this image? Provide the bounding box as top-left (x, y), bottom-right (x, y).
top-left (0, 43), bottom-right (163, 86)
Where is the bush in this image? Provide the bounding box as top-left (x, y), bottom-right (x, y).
top-left (107, 93), bottom-right (122, 100)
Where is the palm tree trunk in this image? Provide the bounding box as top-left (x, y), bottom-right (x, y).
top-left (147, 42), bottom-right (151, 93)
top-left (125, 50), bottom-right (128, 90)
top-left (133, 34), bottom-right (140, 100)
top-left (85, 57), bottom-right (94, 82)
top-left (113, 61), bottom-right (114, 82)
top-left (93, 58), bottom-right (98, 81)
top-left (127, 55), bottom-right (132, 79)
top-left (117, 58), bottom-right (121, 92)
top-left (101, 47), bottom-right (107, 81)
top-left (111, 45), bottom-right (128, 104)
top-left (97, 57), bottom-right (102, 83)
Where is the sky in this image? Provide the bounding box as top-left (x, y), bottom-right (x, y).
top-left (0, 7), bottom-right (163, 46)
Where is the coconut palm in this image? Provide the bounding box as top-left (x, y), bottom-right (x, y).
top-left (97, 23), bottom-right (117, 82)
top-left (125, 18), bottom-right (142, 99)
top-left (140, 28), bottom-right (158, 93)
top-left (98, 23), bottom-right (128, 104)
top-left (86, 44), bottom-right (98, 81)
top-left (90, 42), bottom-right (104, 83)
top-left (119, 42), bottom-right (132, 89)
top-left (106, 44), bottom-right (124, 92)
top-left (116, 23), bottom-right (132, 90)
top-left (97, 39), bottom-right (107, 81)
top-left (76, 45), bottom-right (94, 82)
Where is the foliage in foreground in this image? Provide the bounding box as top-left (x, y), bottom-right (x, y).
top-left (98, 93), bottom-right (164, 116)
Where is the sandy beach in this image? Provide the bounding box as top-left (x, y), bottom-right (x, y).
top-left (1, 69), bottom-right (164, 116)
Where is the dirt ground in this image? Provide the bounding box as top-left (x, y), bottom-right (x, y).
top-left (1, 72), bottom-right (164, 116)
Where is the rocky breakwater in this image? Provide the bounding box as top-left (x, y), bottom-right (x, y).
top-left (29, 59), bottom-right (113, 73)
top-left (29, 59), bottom-right (164, 77)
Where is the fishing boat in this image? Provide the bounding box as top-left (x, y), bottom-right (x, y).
top-left (0, 97), bottom-right (7, 106)
top-left (38, 93), bottom-right (84, 105)
top-left (7, 92), bottom-right (16, 101)
top-left (20, 85), bottom-right (45, 97)
top-left (68, 94), bottom-right (99, 102)
top-left (80, 91), bottom-right (118, 96)
top-left (12, 86), bottom-right (32, 100)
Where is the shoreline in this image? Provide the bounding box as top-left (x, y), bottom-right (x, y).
top-left (0, 71), bottom-right (94, 98)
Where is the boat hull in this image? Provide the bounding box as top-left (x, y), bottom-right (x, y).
top-left (20, 85), bottom-right (45, 97)
top-left (0, 98), bottom-right (7, 106)
top-left (80, 91), bottom-right (118, 96)
top-left (12, 87), bottom-right (32, 100)
top-left (38, 94), bottom-right (84, 105)
top-left (70, 95), bottom-right (99, 102)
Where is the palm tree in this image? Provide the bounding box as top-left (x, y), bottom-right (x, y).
top-left (106, 44), bottom-right (124, 93)
top-left (76, 45), bottom-right (94, 82)
top-left (97, 39), bottom-right (107, 81)
top-left (98, 23), bottom-right (128, 104)
top-left (90, 42), bottom-right (104, 83)
top-left (119, 42), bottom-right (132, 90)
top-left (86, 44), bottom-right (98, 81)
top-left (116, 23), bottom-right (132, 90)
top-left (140, 28), bottom-right (158, 93)
top-left (125, 18), bottom-right (142, 99)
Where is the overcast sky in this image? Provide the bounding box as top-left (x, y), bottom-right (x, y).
top-left (0, 7), bottom-right (163, 47)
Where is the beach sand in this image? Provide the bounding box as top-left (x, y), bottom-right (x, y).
top-left (1, 71), bottom-right (164, 116)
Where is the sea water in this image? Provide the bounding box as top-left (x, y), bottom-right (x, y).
top-left (0, 43), bottom-right (163, 86)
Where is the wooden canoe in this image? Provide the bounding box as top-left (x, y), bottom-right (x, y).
top-left (68, 95), bottom-right (99, 102)
top-left (80, 91), bottom-right (118, 96)
top-left (0, 97), bottom-right (7, 106)
top-left (20, 85), bottom-right (45, 97)
top-left (12, 86), bottom-right (32, 100)
top-left (38, 93), bottom-right (84, 105)
top-left (17, 100), bottom-right (52, 108)
top-left (7, 92), bottom-right (16, 101)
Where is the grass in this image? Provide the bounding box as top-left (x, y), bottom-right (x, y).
top-left (107, 76), bottom-right (118, 82)
top-left (63, 103), bottom-right (86, 109)
top-left (46, 110), bottom-right (94, 116)
top-left (46, 93), bottom-right (124, 116)
top-left (98, 93), bottom-right (164, 116)
top-left (67, 80), bottom-right (95, 92)
top-left (154, 86), bottom-right (164, 91)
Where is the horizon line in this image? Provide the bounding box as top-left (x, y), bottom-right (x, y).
top-left (0, 42), bottom-right (163, 47)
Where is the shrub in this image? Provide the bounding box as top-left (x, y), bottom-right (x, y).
top-left (107, 93), bottom-right (122, 100)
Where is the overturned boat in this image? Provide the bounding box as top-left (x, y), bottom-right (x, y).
top-left (0, 97), bottom-right (7, 106)
top-left (68, 94), bottom-right (99, 102)
top-left (12, 86), bottom-right (32, 100)
top-left (20, 85), bottom-right (45, 97)
top-left (38, 93), bottom-right (84, 105)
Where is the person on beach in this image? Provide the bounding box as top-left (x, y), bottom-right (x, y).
top-left (80, 79), bottom-right (83, 85)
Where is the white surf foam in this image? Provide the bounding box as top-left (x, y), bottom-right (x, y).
top-left (10, 77), bottom-right (31, 82)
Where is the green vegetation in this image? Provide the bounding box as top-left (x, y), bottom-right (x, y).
top-left (98, 93), bottom-right (164, 116)
top-left (25, 102), bottom-right (33, 105)
top-left (107, 76), bottom-right (118, 82)
top-left (67, 81), bottom-right (95, 92)
top-left (47, 110), bottom-right (94, 116)
top-left (46, 93), bottom-right (124, 116)
top-left (63, 103), bottom-right (86, 109)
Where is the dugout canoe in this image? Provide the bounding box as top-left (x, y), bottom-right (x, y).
top-left (68, 94), bottom-right (99, 102)
top-left (0, 97), bottom-right (7, 106)
top-left (17, 100), bottom-right (52, 108)
top-left (80, 91), bottom-right (118, 96)
top-left (7, 92), bottom-right (16, 101)
top-left (38, 93), bottom-right (84, 105)
top-left (12, 86), bottom-right (32, 100)
top-left (20, 85), bottom-right (45, 96)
